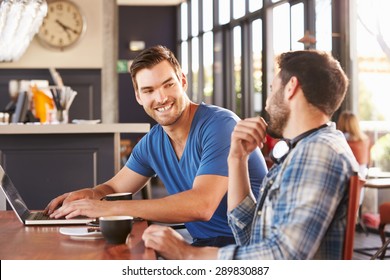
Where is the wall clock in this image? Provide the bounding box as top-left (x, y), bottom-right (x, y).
top-left (37, 0), bottom-right (86, 50)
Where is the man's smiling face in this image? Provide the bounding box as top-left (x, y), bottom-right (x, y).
top-left (135, 60), bottom-right (189, 127)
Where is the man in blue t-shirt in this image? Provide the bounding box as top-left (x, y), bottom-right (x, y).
top-left (45, 45), bottom-right (267, 247)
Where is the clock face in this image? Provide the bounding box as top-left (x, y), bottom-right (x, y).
top-left (37, 0), bottom-right (86, 50)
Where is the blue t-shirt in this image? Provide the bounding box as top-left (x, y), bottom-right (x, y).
top-left (126, 103), bottom-right (267, 239)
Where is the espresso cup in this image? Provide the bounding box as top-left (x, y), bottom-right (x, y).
top-left (99, 216), bottom-right (134, 244)
top-left (101, 192), bottom-right (132, 201)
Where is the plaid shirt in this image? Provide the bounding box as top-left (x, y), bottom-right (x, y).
top-left (218, 123), bottom-right (358, 259)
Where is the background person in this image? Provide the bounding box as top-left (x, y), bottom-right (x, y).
top-left (337, 110), bottom-right (370, 177)
top-left (337, 111), bottom-right (379, 228)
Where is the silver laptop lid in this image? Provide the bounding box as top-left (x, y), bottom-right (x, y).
top-left (0, 165), bottom-right (94, 225)
top-left (0, 165), bottom-right (30, 224)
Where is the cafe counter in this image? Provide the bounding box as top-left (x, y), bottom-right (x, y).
top-left (0, 123), bottom-right (150, 210)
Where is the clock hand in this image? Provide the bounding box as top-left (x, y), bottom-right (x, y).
top-left (55, 19), bottom-right (80, 35)
top-left (55, 19), bottom-right (72, 41)
top-left (55, 19), bottom-right (68, 31)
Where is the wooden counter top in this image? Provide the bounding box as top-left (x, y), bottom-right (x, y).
top-left (0, 211), bottom-right (156, 260)
top-left (0, 123), bottom-right (150, 134)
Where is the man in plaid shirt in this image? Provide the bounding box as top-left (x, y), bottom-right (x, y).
top-left (142, 50), bottom-right (359, 260)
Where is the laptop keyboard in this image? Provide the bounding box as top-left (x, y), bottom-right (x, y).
top-left (30, 211), bottom-right (54, 220)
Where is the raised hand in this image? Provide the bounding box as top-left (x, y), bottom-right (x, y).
top-left (229, 116), bottom-right (268, 160)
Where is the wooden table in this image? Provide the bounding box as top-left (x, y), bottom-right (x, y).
top-left (364, 178), bottom-right (390, 189)
top-left (0, 211), bottom-right (156, 260)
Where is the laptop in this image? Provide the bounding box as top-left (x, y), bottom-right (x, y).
top-left (0, 165), bottom-right (94, 225)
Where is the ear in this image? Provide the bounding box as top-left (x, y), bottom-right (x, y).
top-left (135, 90), bottom-right (143, 105)
top-left (180, 72), bottom-right (188, 91)
top-left (285, 76), bottom-right (299, 100)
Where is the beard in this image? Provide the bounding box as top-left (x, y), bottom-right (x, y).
top-left (265, 87), bottom-right (290, 139)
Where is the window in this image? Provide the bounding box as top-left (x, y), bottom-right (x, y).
top-left (178, 0), bottom-right (313, 118)
top-left (233, 0), bottom-right (245, 19)
top-left (180, 2), bottom-right (188, 41)
top-left (252, 19), bottom-right (262, 115)
top-left (203, 0), bottom-right (213, 32)
top-left (291, 3), bottom-right (304, 51)
top-left (191, 0), bottom-right (199, 36)
top-left (191, 37), bottom-right (199, 102)
top-left (181, 41), bottom-right (188, 75)
top-left (356, 0), bottom-right (390, 123)
top-left (177, 1), bottom-right (390, 172)
top-left (233, 26), bottom-right (242, 116)
top-left (249, 0), bottom-right (262, 12)
top-left (203, 31), bottom-right (214, 103)
top-left (218, 0), bottom-right (230, 25)
top-left (315, 0), bottom-right (332, 51)
top-left (273, 3), bottom-right (291, 54)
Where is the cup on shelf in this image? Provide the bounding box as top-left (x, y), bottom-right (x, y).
top-left (0, 112), bottom-right (10, 124)
top-left (99, 216), bottom-right (134, 244)
top-left (46, 109), bottom-right (68, 124)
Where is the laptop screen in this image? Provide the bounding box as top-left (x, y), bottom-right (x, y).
top-left (0, 165), bottom-right (31, 221)
top-left (0, 165), bottom-right (94, 225)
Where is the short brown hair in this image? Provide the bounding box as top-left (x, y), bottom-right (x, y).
top-left (277, 50), bottom-right (349, 117)
top-left (129, 45), bottom-right (182, 92)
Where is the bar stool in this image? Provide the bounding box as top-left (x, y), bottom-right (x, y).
top-left (377, 202), bottom-right (390, 259)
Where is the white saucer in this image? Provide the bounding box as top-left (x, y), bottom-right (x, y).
top-left (59, 227), bottom-right (103, 240)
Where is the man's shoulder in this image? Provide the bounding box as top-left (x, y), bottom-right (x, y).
top-left (316, 127), bottom-right (347, 145)
top-left (301, 128), bottom-right (355, 162)
top-left (304, 128), bottom-right (347, 148)
top-left (197, 103), bottom-right (239, 122)
top-left (192, 104), bottom-right (239, 135)
top-left (188, 104), bottom-right (240, 142)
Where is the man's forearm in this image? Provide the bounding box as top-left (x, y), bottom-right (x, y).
top-left (116, 190), bottom-right (218, 223)
top-left (92, 183), bottom-right (116, 199)
top-left (186, 246), bottom-right (219, 260)
top-left (227, 156), bottom-right (252, 211)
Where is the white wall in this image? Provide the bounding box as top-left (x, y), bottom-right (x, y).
top-left (0, 0), bottom-right (103, 69)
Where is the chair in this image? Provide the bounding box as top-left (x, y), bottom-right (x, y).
top-left (120, 139), bottom-right (133, 166)
top-left (371, 202), bottom-right (390, 259)
top-left (343, 172), bottom-right (366, 260)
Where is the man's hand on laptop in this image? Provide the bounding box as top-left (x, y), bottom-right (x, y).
top-left (48, 198), bottom-right (120, 219)
top-left (44, 188), bottom-right (98, 216)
